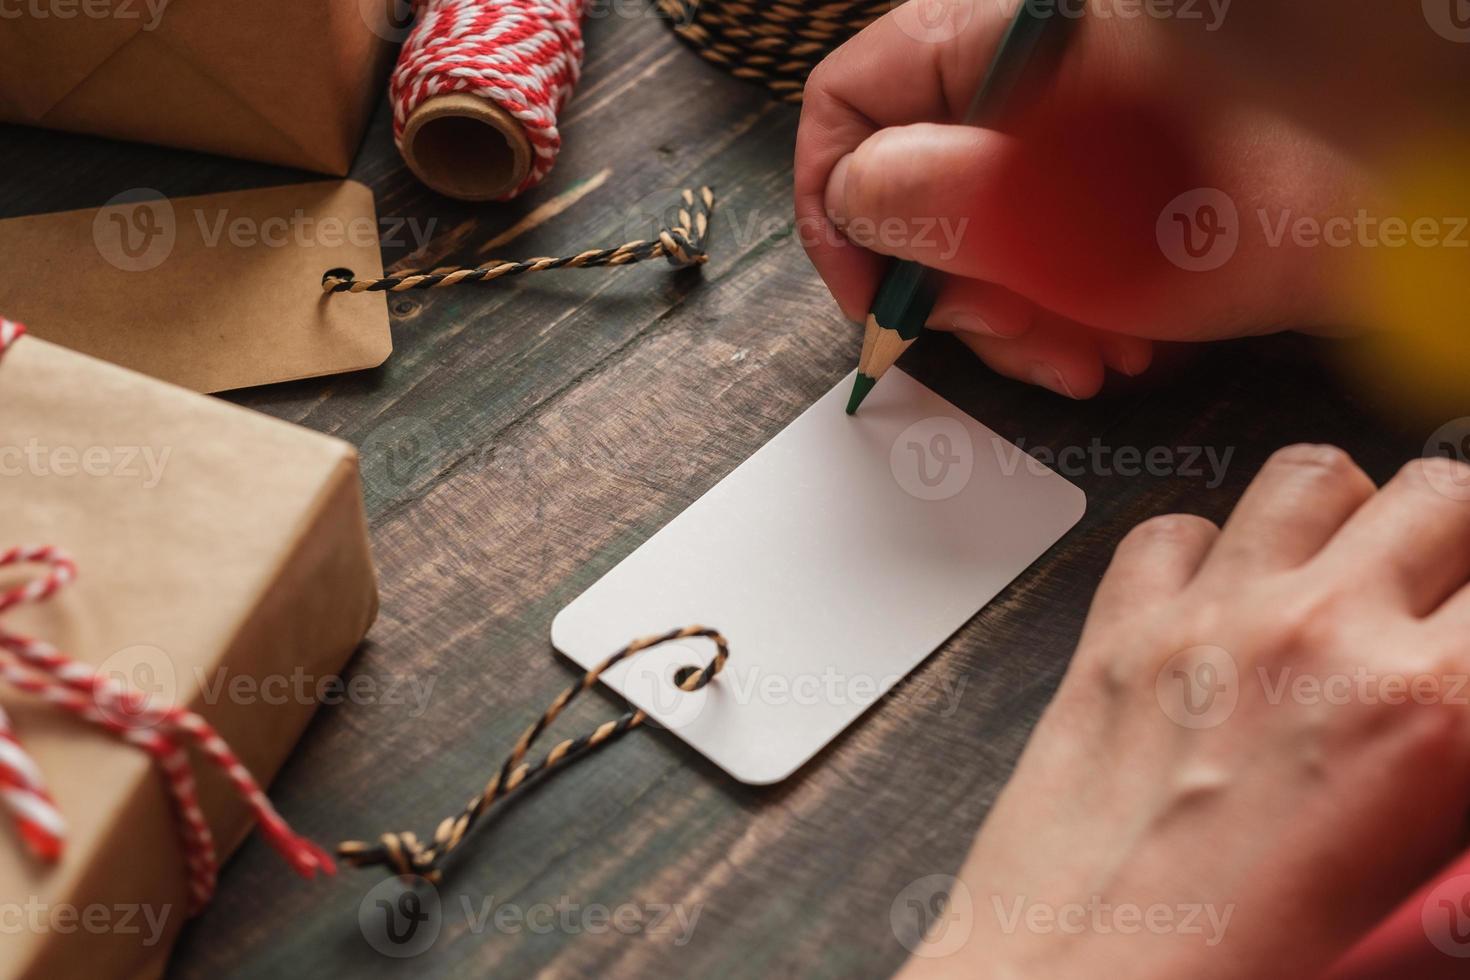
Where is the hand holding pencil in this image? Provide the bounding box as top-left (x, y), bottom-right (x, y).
top-left (843, 0), bottom-right (1065, 413)
top-left (795, 0), bottom-right (1389, 402)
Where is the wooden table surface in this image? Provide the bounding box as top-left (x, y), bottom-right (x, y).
top-left (0, 10), bottom-right (1433, 980)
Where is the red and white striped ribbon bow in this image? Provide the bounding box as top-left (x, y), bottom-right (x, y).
top-left (392, 0), bottom-right (588, 198)
top-left (0, 319), bottom-right (333, 912)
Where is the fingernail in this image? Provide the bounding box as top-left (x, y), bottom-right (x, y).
top-left (1106, 341), bottom-right (1149, 377)
top-left (948, 312), bottom-right (997, 336)
top-left (1029, 362), bottom-right (1076, 398)
top-left (824, 153), bottom-right (853, 229)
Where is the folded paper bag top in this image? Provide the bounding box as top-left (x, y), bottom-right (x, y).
top-left (0, 0), bottom-right (396, 173)
top-left (0, 333), bottom-right (378, 979)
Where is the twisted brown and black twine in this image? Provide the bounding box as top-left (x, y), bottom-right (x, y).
top-left (657, 0), bottom-right (889, 102)
top-left (322, 187), bottom-right (714, 293)
top-left (339, 625), bottom-right (729, 881)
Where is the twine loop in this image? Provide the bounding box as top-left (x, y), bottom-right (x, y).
top-left (322, 186), bottom-right (714, 294)
top-left (339, 625), bottom-right (729, 881)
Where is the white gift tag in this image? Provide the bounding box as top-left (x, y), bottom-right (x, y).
top-left (551, 370), bottom-right (1085, 784)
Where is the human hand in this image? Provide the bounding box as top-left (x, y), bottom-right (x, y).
top-left (795, 0), bottom-right (1386, 397)
top-left (900, 446), bottom-right (1470, 978)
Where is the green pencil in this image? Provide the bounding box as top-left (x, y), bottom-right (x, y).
top-left (846, 1), bottom-right (1069, 414)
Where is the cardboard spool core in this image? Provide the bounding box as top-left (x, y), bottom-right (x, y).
top-left (400, 94), bottom-right (533, 201)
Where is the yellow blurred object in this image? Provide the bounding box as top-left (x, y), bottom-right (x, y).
top-left (1345, 144), bottom-right (1470, 424)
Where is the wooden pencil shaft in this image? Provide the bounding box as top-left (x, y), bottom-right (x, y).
top-left (962, 1), bottom-right (1061, 127)
top-left (864, 2), bottom-right (1066, 343)
top-left (869, 260), bottom-right (939, 340)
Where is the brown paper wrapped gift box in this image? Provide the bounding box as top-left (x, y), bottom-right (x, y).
top-left (0, 337), bottom-right (378, 978)
top-left (0, 1), bottom-right (398, 173)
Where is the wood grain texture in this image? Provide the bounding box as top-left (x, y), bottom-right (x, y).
top-left (0, 11), bottom-right (1431, 980)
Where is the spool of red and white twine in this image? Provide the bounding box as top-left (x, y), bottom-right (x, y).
top-left (392, 0), bottom-right (588, 201)
top-left (0, 318), bottom-right (331, 912)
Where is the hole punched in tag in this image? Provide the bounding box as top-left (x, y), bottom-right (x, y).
top-left (338, 625), bottom-right (730, 883)
top-left (319, 187), bottom-right (714, 294)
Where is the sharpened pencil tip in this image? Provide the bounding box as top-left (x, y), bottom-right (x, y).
top-left (846, 373), bottom-right (877, 415)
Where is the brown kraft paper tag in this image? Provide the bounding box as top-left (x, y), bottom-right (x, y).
top-left (0, 180), bottom-right (394, 393)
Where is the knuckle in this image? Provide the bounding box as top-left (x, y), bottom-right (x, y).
top-left (1399, 455), bottom-right (1470, 494)
top-left (1071, 641), bottom-right (1152, 703)
top-left (1264, 443), bottom-right (1358, 481)
top-left (1118, 513), bottom-right (1217, 553)
top-left (804, 55), bottom-right (834, 97)
top-left (1260, 580), bottom-right (1351, 661)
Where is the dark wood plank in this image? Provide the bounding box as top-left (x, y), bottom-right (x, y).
top-left (0, 9), bottom-right (1432, 980)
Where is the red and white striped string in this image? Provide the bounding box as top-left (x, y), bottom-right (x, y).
top-left (392, 0), bottom-right (588, 199)
top-left (0, 318), bottom-right (332, 912)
